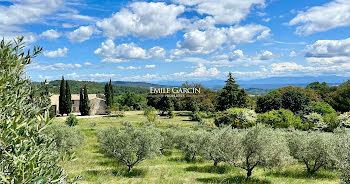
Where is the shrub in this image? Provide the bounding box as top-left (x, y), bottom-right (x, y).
top-left (98, 124), bottom-right (161, 172)
top-left (214, 108), bottom-right (257, 128)
top-left (144, 106), bottom-right (158, 122)
top-left (286, 131), bottom-right (336, 175)
top-left (109, 111), bottom-right (125, 117)
top-left (122, 105), bottom-right (130, 111)
top-left (257, 109), bottom-right (302, 129)
top-left (176, 129), bottom-right (209, 162)
top-left (66, 114), bottom-right (79, 126)
top-left (323, 112), bottom-right (341, 132)
top-left (310, 101), bottom-right (336, 115)
top-left (338, 112), bottom-right (350, 128)
top-left (167, 107), bottom-right (175, 119)
top-left (0, 37), bottom-right (69, 183)
top-left (43, 123), bottom-right (84, 153)
top-left (191, 111), bottom-right (205, 122)
top-left (223, 125), bottom-right (293, 178)
top-left (200, 126), bottom-right (236, 166)
top-left (303, 113), bottom-right (325, 130)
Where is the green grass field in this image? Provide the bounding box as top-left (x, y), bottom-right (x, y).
top-left (53, 111), bottom-right (340, 184)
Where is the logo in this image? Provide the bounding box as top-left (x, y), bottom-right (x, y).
top-left (148, 87), bottom-right (202, 98)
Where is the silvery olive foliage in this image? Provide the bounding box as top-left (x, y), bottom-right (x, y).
top-left (199, 126), bottom-right (237, 166)
top-left (223, 125), bottom-right (293, 178)
top-left (339, 112), bottom-right (350, 128)
top-left (304, 113), bottom-right (326, 130)
top-left (98, 124), bottom-right (162, 172)
top-left (332, 129), bottom-right (350, 183)
top-left (0, 38), bottom-right (69, 183)
top-left (214, 108), bottom-right (257, 128)
top-left (176, 129), bottom-right (209, 162)
top-left (286, 130), bottom-right (337, 174)
top-left (43, 123), bottom-right (85, 159)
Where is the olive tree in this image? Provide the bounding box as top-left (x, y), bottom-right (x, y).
top-left (98, 124), bottom-right (161, 172)
top-left (200, 126), bottom-right (237, 166)
top-left (0, 37), bottom-right (69, 183)
top-left (176, 129), bottom-right (209, 162)
top-left (332, 130), bottom-right (350, 183)
top-left (286, 131), bottom-right (337, 174)
top-left (223, 125), bottom-right (293, 178)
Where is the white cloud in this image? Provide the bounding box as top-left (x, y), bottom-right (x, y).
top-left (171, 24), bottom-right (270, 57)
top-left (289, 51), bottom-right (297, 57)
top-left (172, 0), bottom-right (266, 25)
top-left (84, 62), bottom-right (93, 66)
top-left (145, 64), bottom-right (156, 69)
top-left (65, 72), bottom-right (116, 81)
top-left (118, 64), bottom-right (156, 70)
top-left (289, 0), bottom-right (350, 35)
top-left (117, 66), bottom-right (142, 70)
top-left (40, 29), bottom-right (60, 39)
top-left (94, 39), bottom-right (165, 62)
top-left (148, 46), bottom-right (166, 59)
top-left (259, 50), bottom-right (274, 60)
top-left (96, 2), bottom-right (185, 38)
top-left (305, 38), bottom-right (350, 57)
top-left (67, 25), bottom-right (95, 43)
top-left (173, 64), bottom-right (220, 78)
top-left (43, 47), bottom-right (68, 58)
top-left (0, 0), bottom-right (63, 27)
top-left (29, 62), bottom-right (82, 71)
top-left (305, 38), bottom-right (350, 64)
top-left (62, 23), bottom-right (78, 28)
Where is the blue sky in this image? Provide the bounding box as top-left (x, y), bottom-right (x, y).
top-left (1, 0), bottom-right (349, 82)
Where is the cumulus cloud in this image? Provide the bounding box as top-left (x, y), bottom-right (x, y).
top-left (172, 0), bottom-right (266, 25)
top-left (67, 25), bottom-right (95, 43)
top-left (305, 38), bottom-right (350, 64)
top-left (145, 64), bottom-right (156, 69)
top-left (258, 50), bottom-right (274, 60)
top-left (40, 29), bottom-right (60, 40)
top-left (289, 0), bottom-right (350, 35)
top-left (43, 47), bottom-right (68, 58)
top-left (173, 64), bottom-right (220, 79)
top-left (65, 72), bottom-right (116, 81)
top-left (171, 24), bottom-right (270, 57)
top-left (94, 39), bottom-right (165, 62)
top-left (289, 51), bottom-right (297, 57)
top-left (96, 2), bottom-right (185, 38)
top-left (0, 0), bottom-right (63, 27)
top-left (29, 62), bottom-right (81, 71)
top-left (117, 66), bottom-right (142, 70)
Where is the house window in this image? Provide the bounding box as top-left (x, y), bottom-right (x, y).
top-left (72, 100), bottom-right (75, 104)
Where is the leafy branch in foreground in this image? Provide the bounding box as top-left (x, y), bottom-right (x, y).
top-left (0, 37), bottom-right (69, 183)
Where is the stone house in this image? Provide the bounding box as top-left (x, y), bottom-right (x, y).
top-left (50, 94), bottom-right (107, 115)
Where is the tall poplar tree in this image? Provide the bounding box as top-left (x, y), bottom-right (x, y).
top-left (65, 81), bottom-right (72, 114)
top-left (59, 76), bottom-right (65, 116)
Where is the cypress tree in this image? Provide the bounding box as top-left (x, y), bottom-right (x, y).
top-left (79, 88), bottom-right (83, 115)
top-left (104, 83), bottom-right (110, 107)
top-left (59, 76), bottom-right (65, 116)
top-left (65, 81), bottom-right (72, 114)
top-left (109, 78), bottom-right (114, 102)
top-left (82, 85), bottom-right (90, 115)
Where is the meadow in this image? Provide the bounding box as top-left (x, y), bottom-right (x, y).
top-left (53, 111), bottom-right (340, 184)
